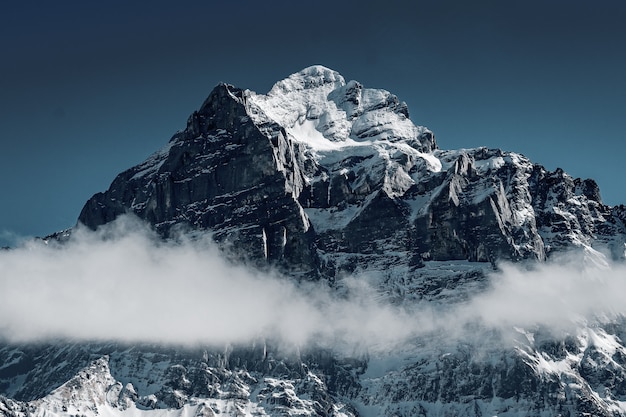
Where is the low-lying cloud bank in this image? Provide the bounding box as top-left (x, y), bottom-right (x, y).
top-left (1, 216), bottom-right (625, 350)
top-left (468, 255), bottom-right (626, 334)
top-left (0, 217), bottom-right (423, 348)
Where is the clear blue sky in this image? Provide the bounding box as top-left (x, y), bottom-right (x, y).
top-left (1, 0), bottom-right (625, 245)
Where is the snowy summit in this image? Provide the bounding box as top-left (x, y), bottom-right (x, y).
top-left (248, 65), bottom-right (437, 153)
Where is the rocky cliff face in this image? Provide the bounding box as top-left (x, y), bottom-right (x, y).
top-left (3, 66), bottom-right (626, 417)
top-left (78, 83), bottom-right (318, 276)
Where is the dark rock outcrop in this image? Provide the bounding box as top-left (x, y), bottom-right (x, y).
top-left (78, 84), bottom-right (318, 277)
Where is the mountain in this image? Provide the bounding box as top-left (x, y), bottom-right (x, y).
top-left (76, 65), bottom-right (626, 277)
top-left (2, 65), bottom-right (626, 416)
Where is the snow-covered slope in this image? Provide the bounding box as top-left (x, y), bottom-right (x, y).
top-left (0, 353), bottom-right (355, 417)
top-left (247, 65), bottom-right (436, 154)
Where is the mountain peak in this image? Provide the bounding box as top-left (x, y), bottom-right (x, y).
top-left (269, 65), bottom-right (346, 95)
top-left (249, 65), bottom-right (436, 153)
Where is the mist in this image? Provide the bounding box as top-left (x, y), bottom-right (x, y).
top-left (467, 255), bottom-right (626, 334)
top-left (1, 215), bottom-right (625, 351)
top-left (0, 216), bottom-right (425, 349)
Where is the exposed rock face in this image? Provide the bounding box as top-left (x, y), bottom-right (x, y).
top-left (530, 167), bottom-right (626, 259)
top-left (77, 65), bottom-right (625, 280)
top-left (78, 84), bottom-right (318, 276)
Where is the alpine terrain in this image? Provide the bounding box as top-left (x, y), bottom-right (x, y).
top-left (2, 65), bottom-right (626, 416)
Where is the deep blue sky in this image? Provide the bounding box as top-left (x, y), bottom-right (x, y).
top-left (1, 1), bottom-right (625, 245)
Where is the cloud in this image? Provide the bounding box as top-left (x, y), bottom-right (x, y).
top-left (466, 256), bottom-right (626, 334)
top-left (0, 216), bottom-right (423, 350)
top-left (0, 230), bottom-right (27, 248)
top-left (1, 215), bottom-right (625, 352)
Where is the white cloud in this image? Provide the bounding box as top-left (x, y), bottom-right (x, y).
top-left (0, 216), bottom-right (420, 350)
top-left (466, 257), bottom-right (626, 334)
top-left (0, 230), bottom-right (27, 248)
top-left (1, 215), bottom-right (625, 351)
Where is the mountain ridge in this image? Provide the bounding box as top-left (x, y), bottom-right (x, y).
top-left (2, 66), bottom-right (626, 417)
top-left (77, 65), bottom-right (626, 276)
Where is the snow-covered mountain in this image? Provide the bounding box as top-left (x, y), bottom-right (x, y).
top-left (3, 65), bottom-right (626, 416)
top-left (77, 65), bottom-right (626, 278)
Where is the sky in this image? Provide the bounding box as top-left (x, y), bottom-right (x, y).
top-left (1, 0), bottom-right (626, 245)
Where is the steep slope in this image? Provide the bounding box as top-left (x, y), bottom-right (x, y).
top-left (78, 83), bottom-right (318, 276)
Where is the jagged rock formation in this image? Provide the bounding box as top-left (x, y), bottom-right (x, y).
top-left (4, 322), bottom-right (626, 417)
top-left (3, 66), bottom-right (626, 417)
top-left (77, 65), bottom-right (625, 280)
top-left (0, 343), bottom-right (361, 417)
